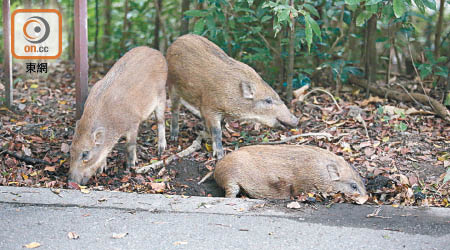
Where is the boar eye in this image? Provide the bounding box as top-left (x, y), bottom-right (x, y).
top-left (350, 183), bottom-right (358, 191)
top-left (264, 98), bottom-right (273, 104)
top-left (81, 151), bottom-right (90, 162)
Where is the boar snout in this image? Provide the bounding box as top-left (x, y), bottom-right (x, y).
top-left (277, 114), bottom-right (299, 128)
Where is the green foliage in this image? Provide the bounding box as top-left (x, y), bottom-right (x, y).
top-left (415, 50), bottom-right (448, 81)
top-left (444, 168), bottom-right (450, 184)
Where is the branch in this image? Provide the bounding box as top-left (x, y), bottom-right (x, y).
top-left (299, 88), bottom-right (342, 111)
top-left (135, 133), bottom-right (205, 174)
top-left (348, 75), bottom-right (450, 122)
top-left (261, 132), bottom-right (333, 145)
top-left (1, 150), bottom-right (52, 166)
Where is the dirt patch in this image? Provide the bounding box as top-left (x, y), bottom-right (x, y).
top-left (166, 159), bottom-right (224, 197)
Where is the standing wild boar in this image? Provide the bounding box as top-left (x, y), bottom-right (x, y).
top-left (69, 47), bottom-right (167, 185)
top-left (167, 34), bottom-right (298, 159)
top-left (214, 145), bottom-right (368, 204)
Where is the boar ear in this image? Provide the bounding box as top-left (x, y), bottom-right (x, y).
top-left (240, 81), bottom-right (256, 99)
top-left (327, 164), bottom-right (340, 181)
top-left (92, 127), bottom-right (105, 145)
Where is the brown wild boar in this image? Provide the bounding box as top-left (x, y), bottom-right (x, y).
top-left (214, 145), bottom-right (368, 204)
top-left (69, 46), bottom-right (167, 185)
top-left (166, 34), bottom-right (298, 159)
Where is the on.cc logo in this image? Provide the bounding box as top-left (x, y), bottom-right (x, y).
top-left (23, 16), bottom-right (50, 44)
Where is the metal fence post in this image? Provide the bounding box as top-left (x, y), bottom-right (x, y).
top-left (2, 0), bottom-right (13, 108)
top-left (74, 0), bottom-right (88, 119)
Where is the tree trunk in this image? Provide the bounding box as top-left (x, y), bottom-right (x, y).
top-left (346, 9), bottom-right (358, 61)
top-left (434, 0), bottom-right (445, 58)
top-left (94, 0), bottom-right (99, 60)
top-left (153, 0), bottom-right (162, 50)
top-left (364, 15), bottom-right (377, 97)
top-left (181, 0), bottom-right (190, 35)
top-left (286, 0), bottom-right (295, 104)
top-left (119, 0), bottom-right (130, 54)
top-left (103, 0), bottom-right (112, 53)
top-left (277, 30), bottom-right (285, 93)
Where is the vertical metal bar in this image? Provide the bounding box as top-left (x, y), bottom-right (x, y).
top-left (2, 0), bottom-right (13, 108)
top-left (74, 0), bottom-right (88, 119)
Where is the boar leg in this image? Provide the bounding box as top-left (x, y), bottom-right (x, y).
top-left (170, 92), bottom-right (181, 141)
top-left (203, 110), bottom-right (224, 159)
top-left (125, 125), bottom-right (139, 170)
top-left (155, 98), bottom-right (167, 156)
top-left (224, 183), bottom-right (240, 198)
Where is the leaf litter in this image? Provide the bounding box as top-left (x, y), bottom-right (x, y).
top-left (0, 61), bottom-right (448, 207)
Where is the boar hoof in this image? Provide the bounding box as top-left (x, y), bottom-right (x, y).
top-left (170, 132), bottom-right (178, 142)
top-left (126, 160), bottom-right (136, 169)
top-left (158, 144), bottom-right (166, 156)
top-left (214, 149), bottom-right (225, 160)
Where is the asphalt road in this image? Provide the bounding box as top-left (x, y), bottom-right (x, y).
top-left (1, 186), bottom-right (449, 250)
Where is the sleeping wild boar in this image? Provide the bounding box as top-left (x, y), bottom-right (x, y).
top-left (69, 46), bottom-right (167, 185)
top-left (214, 145), bottom-right (368, 204)
top-left (166, 34), bottom-right (298, 159)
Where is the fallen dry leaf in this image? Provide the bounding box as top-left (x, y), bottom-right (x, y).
top-left (61, 143), bottom-right (70, 153)
top-left (67, 232), bottom-right (80, 240)
top-left (173, 241), bottom-right (188, 246)
top-left (80, 188), bottom-right (90, 194)
top-left (150, 182), bottom-right (166, 192)
top-left (24, 242), bottom-right (41, 248)
top-left (287, 201), bottom-right (301, 209)
top-left (112, 233), bottom-right (128, 239)
top-left (44, 166), bottom-right (55, 172)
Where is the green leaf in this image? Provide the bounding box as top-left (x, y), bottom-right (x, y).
top-left (261, 15), bottom-right (272, 23)
top-left (306, 15), bottom-right (321, 40)
top-left (367, 4), bottom-right (379, 14)
top-left (413, 0), bottom-right (426, 13)
top-left (193, 19), bottom-right (205, 35)
top-left (436, 56), bottom-right (447, 63)
top-left (247, 0), bottom-right (254, 6)
top-left (444, 93), bottom-right (450, 106)
top-left (184, 9), bottom-right (209, 17)
top-left (443, 167), bottom-right (450, 184)
top-left (345, 0), bottom-right (363, 4)
top-left (365, 0), bottom-right (383, 5)
top-left (278, 8), bottom-right (290, 23)
top-left (393, 0), bottom-right (406, 18)
top-left (422, 0), bottom-right (436, 10)
top-left (356, 11), bottom-right (372, 26)
top-left (305, 18), bottom-right (313, 52)
top-left (399, 122), bottom-right (408, 132)
top-left (303, 3), bottom-right (320, 17)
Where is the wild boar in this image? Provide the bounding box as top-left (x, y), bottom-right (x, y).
top-left (166, 34), bottom-right (298, 159)
top-left (214, 145), bottom-right (368, 204)
top-left (69, 46), bottom-right (167, 185)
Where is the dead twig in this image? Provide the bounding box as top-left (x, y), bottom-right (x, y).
top-left (348, 75), bottom-right (450, 122)
top-left (366, 207), bottom-right (392, 219)
top-left (261, 132), bottom-right (333, 145)
top-left (1, 150), bottom-right (52, 166)
top-left (135, 132), bottom-right (206, 174)
top-left (348, 106), bottom-right (369, 139)
top-left (300, 88), bottom-right (342, 111)
top-left (406, 33), bottom-right (436, 113)
top-left (198, 171), bottom-right (214, 185)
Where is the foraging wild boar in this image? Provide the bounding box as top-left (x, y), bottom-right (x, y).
top-left (214, 145), bottom-right (368, 204)
top-left (69, 47), bottom-right (167, 185)
top-left (167, 34), bottom-right (298, 159)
